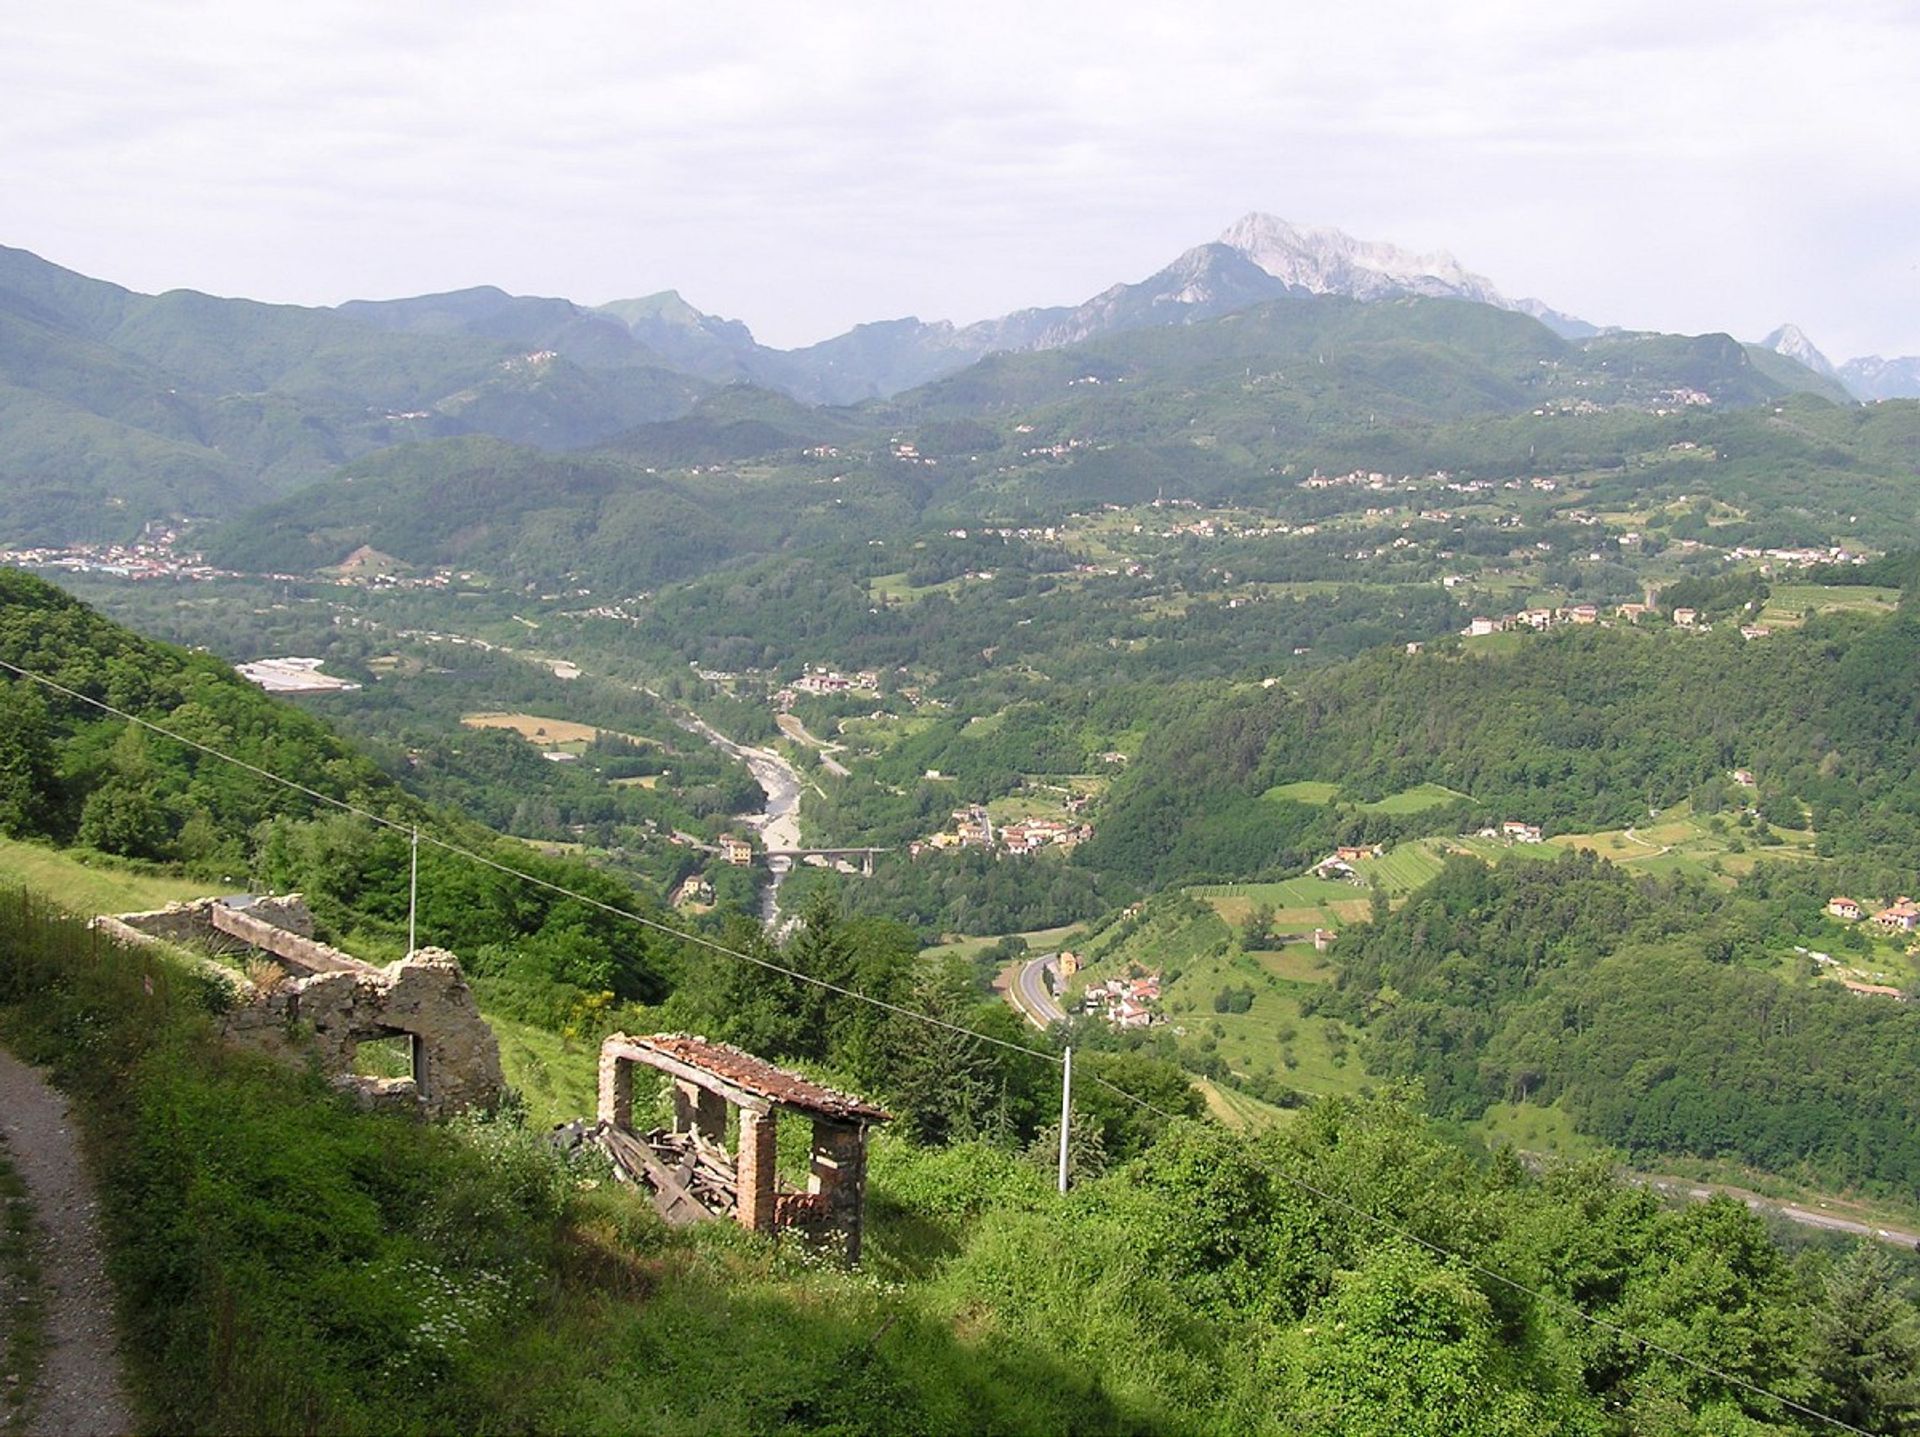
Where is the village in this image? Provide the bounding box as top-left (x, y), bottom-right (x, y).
top-left (910, 802), bottom-right (1093, 858)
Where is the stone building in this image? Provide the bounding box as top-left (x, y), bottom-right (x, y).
top-left (97, 895), bottom-right (503, 1118)
top-left (597, 1032), bottom-right (890, 1263)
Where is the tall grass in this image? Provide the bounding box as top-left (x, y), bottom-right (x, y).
top-left (0, 888), bottom-right (1154, 1435)
top-left (0, 889), bottom-right (566, 1435)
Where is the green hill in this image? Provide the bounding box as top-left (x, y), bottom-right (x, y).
top-left (1090, 607), bottom-right (1920, 889)
top-left (0, 246), bottom-right (707, 541)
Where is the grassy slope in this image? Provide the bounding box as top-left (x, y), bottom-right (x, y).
top-left (0, 887), bottom-right (1145, 1437)
top-left (0, 837), bottom-right (236, 915)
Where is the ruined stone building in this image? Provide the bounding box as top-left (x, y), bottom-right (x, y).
top-left (97, 894), bottom-right (503, 1118)
top-left (596, 1032), bottom-right (891, 1263)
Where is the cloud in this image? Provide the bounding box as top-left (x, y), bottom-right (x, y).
top-left (1, 0), bottom-right (1915, 356)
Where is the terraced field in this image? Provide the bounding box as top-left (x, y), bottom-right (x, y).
top-left (1759, 583), bottom-right (1900, 628)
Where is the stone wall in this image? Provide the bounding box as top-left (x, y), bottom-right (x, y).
top-left (221, 947), bottom-right (504, 1118)
top-left (100, 897), bottom-right (503, 1119)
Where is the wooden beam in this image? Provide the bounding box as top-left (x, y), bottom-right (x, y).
top-left (602, 1040), bottom-right (772, 1115)
top-left (601, 1128), bottom-right (714, 1226)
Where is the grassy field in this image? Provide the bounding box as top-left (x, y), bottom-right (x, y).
top-left (1192, 1077), bottom-right (1293, 1132)
top-left (1260, 780), bottom-right (1468, 814)
top-left (1261, 779), bottom-right (1339, 804)
top-left (1189, 874), bottom-right (1370, 930)
top-left (0, 836), bottom-right (232, 915)
top-left (1162, 946), bottom-right (1365, 1103)
top-left (1760, 583), bottom-right (1901, 627)
top-left (867, 571), bottom-right (973, 605)
top-left (1077, 898), bottom-right (1367, 1105)
top-left (1544, 801), bottom-right (1821, 884)
top-left (1470, 1101), bottom-right (1605, 1162)
top-left (921, 923), bottom-right (1087, 963)
top-left (1362, 782), bottom-right (1470, 814)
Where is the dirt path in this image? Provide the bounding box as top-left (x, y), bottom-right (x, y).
top-left (0, 1047), bottom-right (133, 1437)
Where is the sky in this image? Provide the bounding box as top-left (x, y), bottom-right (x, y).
top-left (3, 0), bottom-right (1916, 359)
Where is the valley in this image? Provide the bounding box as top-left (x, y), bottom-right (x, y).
top-left (5, 227), bottom-right (1920, 1436)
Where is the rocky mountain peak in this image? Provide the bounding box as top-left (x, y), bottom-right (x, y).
top-left (1218, 213), bottom-right (1507, 307)
top-left (1759, 323), bottom-right (1838, 379)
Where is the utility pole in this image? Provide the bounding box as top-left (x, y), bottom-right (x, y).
top-left (408, 827), bottom-right (419, 955)
top-left (1058, 1045), bottom-right (1073, 1194)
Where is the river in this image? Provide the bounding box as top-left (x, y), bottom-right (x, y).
top-left (650, 697), bottom-right (807, 931)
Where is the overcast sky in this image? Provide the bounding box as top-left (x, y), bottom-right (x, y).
top-left (3, 0), bottom-right (1916, 359)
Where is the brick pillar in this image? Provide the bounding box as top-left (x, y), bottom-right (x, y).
top-left (809, 1121), bottom-right (869, 1264)
top-left (597, 1042), bottom-right (633, 1130)
top-left (673, 1080), bottom-right (727, 1144)
top-left (736, 1109), bottom-right (778, 1233)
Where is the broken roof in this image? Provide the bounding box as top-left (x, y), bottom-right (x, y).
top-left (610, 1033), bottom-right (892, 1124)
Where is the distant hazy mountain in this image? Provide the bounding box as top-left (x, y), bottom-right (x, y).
top-left (0, 218), bottom-right (1887, 544)
top-left (205, 285), bottom-right (1880, 591)
top-left (1511, 298), bottom-right (1604, 341)
top-left (1751, 324), bottom-right (1920, 401)
top-left (0, 244), bottom-right (709, 540)
top-left (595, 214), bottom-right (1615, 402)
top-left (1760, 323), bottom-right (1839, 379)
top-left (1838, 354), bottom-right (1920, 401)
top-left (1217, 214), bottom-right (1606, 344)
top-left (597, 241), bottom-right (1302, 404)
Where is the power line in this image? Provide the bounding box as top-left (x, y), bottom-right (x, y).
top-left (1, 654), bottom-right (1872, 1434)
top-left (0, 657), bottom-right (1063, 1067)
top-left (1080, 1073), bottom-right (1872, 1437)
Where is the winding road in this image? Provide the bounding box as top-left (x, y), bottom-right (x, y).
top-left (1009, 954), bottom-right (1067, 1029)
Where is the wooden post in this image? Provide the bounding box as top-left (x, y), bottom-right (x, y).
top-left (1058, 1046), bottom-right (1072, 1194)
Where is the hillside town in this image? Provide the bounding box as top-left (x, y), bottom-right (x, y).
top-left (910, 804), bottom-right (1093, 857)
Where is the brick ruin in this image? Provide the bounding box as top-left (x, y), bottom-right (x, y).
top-left (595, 1032), bottom-right (891, 1263)
top-left (96, 895), bottom-right (503, 1118)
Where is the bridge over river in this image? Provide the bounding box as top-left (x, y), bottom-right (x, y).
top-left (764, 847), bottom-right (890, 877)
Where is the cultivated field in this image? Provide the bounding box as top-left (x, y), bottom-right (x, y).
top-left (1760, 583), bottom-right (1901, 628)
top-left (462, 712), bottom-right (602, 744)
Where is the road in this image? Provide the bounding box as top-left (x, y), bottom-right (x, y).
top-left (1634, 1174), bottom-right (1920, 1249)
top-left (1008, 953), bottom-right (1067, 1029)
top-left (1516, 1150), bottom-right (1920, 1250)
top-left (774, 713), bottom-right (850, 778)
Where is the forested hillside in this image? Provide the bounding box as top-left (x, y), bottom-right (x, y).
top-left (0, 246), bottom-right (705, 540)
top-left (1328, 851), bottom-right (1920, 1194)
top-left (1090, 607), bottom-right (1920, 887)
top-left (0, 568), bottom-right (681, 1011)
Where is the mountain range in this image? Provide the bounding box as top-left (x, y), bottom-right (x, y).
top-left (0, 214), bottom-right (1909, 542)
top-left (597, 214), bottom-right (1612, 402)
top-left (1759, 322), bottom-right (1920, 402)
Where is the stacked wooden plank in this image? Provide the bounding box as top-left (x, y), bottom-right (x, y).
top-left (592, 1122), bottom-right (739, 1225)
